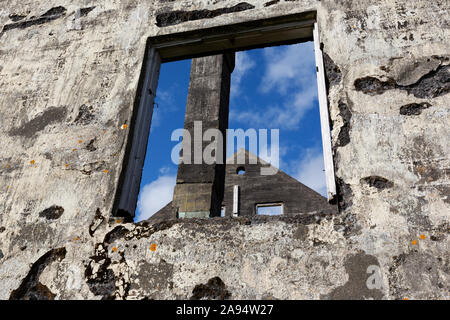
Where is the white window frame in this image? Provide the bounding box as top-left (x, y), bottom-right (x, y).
top-left (233, 185), bottom-right (239, 217)
top-left (313, 22), bottom-right (337, 201)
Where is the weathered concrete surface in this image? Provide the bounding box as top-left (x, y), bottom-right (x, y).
top-left (0, 0), bottom-right (449, 299)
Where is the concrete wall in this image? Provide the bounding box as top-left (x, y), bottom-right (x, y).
top-left (0, 0), bottom-right (448, 299)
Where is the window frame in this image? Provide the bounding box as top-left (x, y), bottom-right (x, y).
top-left (112, 12), bottom-right (337, 218)
top-left (255, 203), bottom-right (284, 216)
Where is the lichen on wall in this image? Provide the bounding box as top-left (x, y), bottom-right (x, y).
top-left (0, 0), bottom-right (448, 300)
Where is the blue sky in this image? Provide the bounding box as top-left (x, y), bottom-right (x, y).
top-left (135, 42), bottom-right (326, 222)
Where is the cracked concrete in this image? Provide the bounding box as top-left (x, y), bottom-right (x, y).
top-left (0, 0), bottom-right (449, 299)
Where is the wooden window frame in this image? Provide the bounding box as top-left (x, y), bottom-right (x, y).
top-left (113, 12), bottom-right (337, 218)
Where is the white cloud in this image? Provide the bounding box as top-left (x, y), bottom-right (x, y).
top-left (230, 42), bottom-right (318, 130)
top-left (293, 147), bottom-right (327, 197)
top-left (136, 174), bottom-right (176, 221)
top-left (230, 85), bottom-right (317, 129)
top-left (231, 51), bottom-right (256, 98)
top-left (159, 166), bottom-right (173, 175)
top-left (260, 42), bottom-right (316, 94)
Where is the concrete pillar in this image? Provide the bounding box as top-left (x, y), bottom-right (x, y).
top-left (173, 52), bottom-right (235, 218)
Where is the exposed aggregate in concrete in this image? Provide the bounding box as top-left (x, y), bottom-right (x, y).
top-left (0, 0), bottom-right (448, 299)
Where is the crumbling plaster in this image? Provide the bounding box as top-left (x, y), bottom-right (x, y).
top-left (0, 0), bottom-right (448, 299)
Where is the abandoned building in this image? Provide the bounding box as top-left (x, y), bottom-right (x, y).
top-left (150, 149), bottom-right (337, 224)
top-left (221, 149), bottom-right (337, 217)
top-left (0, 0), bottom-right (449, 300)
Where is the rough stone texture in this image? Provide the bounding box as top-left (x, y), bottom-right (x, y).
top-left (0, 0), bottom-right (449, 300)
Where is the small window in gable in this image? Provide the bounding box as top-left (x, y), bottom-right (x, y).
top-left (114, 13), bottom-right (338, 221)
top-left (256, 203), bottom-right (283, 216)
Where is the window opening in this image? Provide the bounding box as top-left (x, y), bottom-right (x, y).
top-left (113, 14), bottom-right (337, 222)
top-left (256, 204), bottom-right (283, 216)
